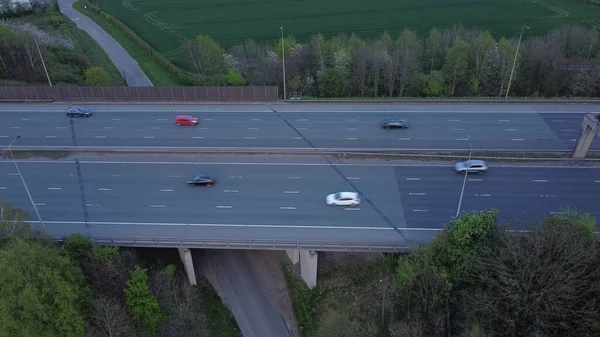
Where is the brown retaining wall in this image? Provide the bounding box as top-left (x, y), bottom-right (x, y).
top-left (0, 86), bottom-right (279, 102)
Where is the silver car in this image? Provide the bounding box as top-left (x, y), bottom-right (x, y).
top-left (454, 160), bottom-right (488, 174)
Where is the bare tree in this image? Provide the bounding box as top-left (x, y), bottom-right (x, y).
top-left (369, 40), bottom-right (388, 97)
top-left (396, 29), bottom-right (422, 97)
top-left (89, 296), bottom-right (133, 337)
top-left (468, 217), bottom-right (600, 337)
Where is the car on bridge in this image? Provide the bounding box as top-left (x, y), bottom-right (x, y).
top-left (66, 106), bottom-right (93, 118)
top-left (325, 192), bottom-right (361, 206)
top-left (454, 160), bottom-right (488, 174)
top-left (187, 174), bottom-right (215, 187)
top-left (176, 115), bottom-right (199, 126)
top-left (381, 119), bottom-right (410, 129)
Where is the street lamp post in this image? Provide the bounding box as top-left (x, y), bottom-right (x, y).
top-left (455, 134), bottom-right (472, 217)
top-left (280, 26), bottom-right (287, 100)
top-left (8, 135), bottom-right (46, 234)
top-left (505, 25), bottom-right (530, 100)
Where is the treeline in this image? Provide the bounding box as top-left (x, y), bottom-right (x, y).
top-left (0, 201), bottom-right (239, 337)
top-left (0, 0), bottom-right (115, 86)
top-left (286, 207), bottom-right (600, 337)
top-left (185, 25), bottom-right (600, 98)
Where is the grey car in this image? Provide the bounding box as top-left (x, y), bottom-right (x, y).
top-left (454, 160), bottom-right (488, 174)
top-left (66, 106), bottom-right (93, 118)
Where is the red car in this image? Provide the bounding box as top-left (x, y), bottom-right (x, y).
top-left (175, 115), bottom-right (198, 126)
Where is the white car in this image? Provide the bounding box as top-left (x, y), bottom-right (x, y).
top-left (325, 192), bottom-right (361, 206)
top-left (454, 160), bottom-right (488, 174)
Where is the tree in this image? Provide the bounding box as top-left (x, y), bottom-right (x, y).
top-left (84, 66), bottom-right (112, 86)
top-left (63, 233), bottom-right (93, 264)
top-left (469, 31), bottom-right (495, 95)
top-left (188, 35), bottom-right (227, 80)
top-left (442, 38), bottom-right (470, 96)
top-left (424, 27), bottom-right (444, 73)
top-left (468, 212), bottom-right (600, 337)
top-left (0, 201), bottom-right (31, 239)
top-left (349, 34), bottom-right (368, 97)
top-left (311, 33), bottom-right (326, 70)
top-left (317, 68), bottom-right (345, 97)
top-left (226, 68), bottom-right (246, 86)
top-left (496, 37), bottom-right (517, 96)
top-left (124, 265), bottom-right (163, 334)
top-left (89, 296), bottom-right (134, 337)
top-left (396, 29), bottom-right (422, 97)
top-left (0, 239), bottom-right (90, 337)
top-left (315, 310), bottom-right (363, 337)
top-left (369, 39), bottom-right (388, 97)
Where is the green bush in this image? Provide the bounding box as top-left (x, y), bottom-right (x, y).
top-left (63, 233), bottom-right (93, 263)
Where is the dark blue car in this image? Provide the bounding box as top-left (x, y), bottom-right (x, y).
top-left (66, 106), bottom-right (93, 118)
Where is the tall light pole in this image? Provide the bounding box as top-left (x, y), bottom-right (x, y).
top-left (505, 25), bottom-right (530, 100)
top-left (8, 135), bottom-right (46, 234)
top-left (280, 26), bottom-right (287, 100)
top-left (455, 134), bottom-right (472, 217)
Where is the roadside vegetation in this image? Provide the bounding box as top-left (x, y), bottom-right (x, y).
top-left (0, 0), bottom-right (124, 86)
top-left (284, 207), bottom-right (600, 337)
top-left (0, 201), bottom-right (240, 337)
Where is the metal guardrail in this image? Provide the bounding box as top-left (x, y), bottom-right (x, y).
top-left (49, 235), bottom-right (413, 252)
top-left (2, 145), bottom-right (598, 158)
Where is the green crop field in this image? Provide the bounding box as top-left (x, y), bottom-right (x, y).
top-left (100, 0), bottom-right (600, 68)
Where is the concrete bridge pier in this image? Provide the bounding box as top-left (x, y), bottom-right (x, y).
top-left (178, 247), bottom-right (197, 286)
top-left (287, 249), bottom-right (318, 289)
top-left (573, 113), bottom-right (600, 158)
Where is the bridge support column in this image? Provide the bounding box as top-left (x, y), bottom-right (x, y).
top-left (300, 250), bottom-right (318, 289)
top-left (286, 249), bottom-right (300, 264)
top-left (573, 113), bottom-right (600, 158)
top-left (178, 248), bottom-right (197, 286)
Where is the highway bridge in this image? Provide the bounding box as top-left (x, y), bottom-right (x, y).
top-left (1, 101), bottom-right (600, 288)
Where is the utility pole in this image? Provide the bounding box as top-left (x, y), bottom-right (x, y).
top-left (505, 25), bottom-right (530, 100)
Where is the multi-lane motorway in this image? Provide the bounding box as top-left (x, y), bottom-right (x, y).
top-left (1, 103), bottom-right (600, 151)
top-left (1, 160), bottom-right (598, 247)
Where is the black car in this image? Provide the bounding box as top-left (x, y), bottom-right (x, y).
top-left (66, 106), bottom-right (93, 118)
top-left (381, 119), bottom-right (410, 129)
top-left (187, 174), bottom-right (215, 186)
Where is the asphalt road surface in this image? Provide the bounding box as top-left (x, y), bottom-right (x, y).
top-left (57, 0), bottom-right (152, 86)
top-left (1, 160), bottom-right (598, 246)
top-left (1, 103), bottom-right (599, 151)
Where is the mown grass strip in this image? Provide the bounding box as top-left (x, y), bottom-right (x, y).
top-left (72, 0), bottom-right (180, 86)
top-left (199, 279), bottom-right (241, 337)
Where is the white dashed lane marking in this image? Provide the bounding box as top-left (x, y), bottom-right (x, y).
top-left (346, 128), bottom-right (358, 131)
top-left (48, 187), bottom-right (62, 190)
top-left (512, 138), bottom-right (525, 141)
top-left (297, 119), bottom-right (309, 122)
top-left (95, 136), bottom-right (106, 138)
top-left (398, 137), bottom-right (411, 141)
top-left (533, 179), bottom-right (548, 182)
top-left (98, 188), bottom-right (112, 191)
top-left (143, 136), bottom-right (155, 139)
top-left (56, 126), bottom-right (68, 129)
top-left (284, 191), bottom-right (299, 194)
top-left (346, 177), bottom-right (360, 180)
top-left (0, 187), bottom-right (6, 190)
top-left (224, 190), bottom-right (239, 193)
top-left (250, 118), bottom-right (261, 121)
top-left (452, 128), bottom-right (465, 131)
top-left (287, 176), bottom-right (301, 179)
top-left (346, 137), bottom-right (358, 140)
top-left (192, 137), bottom-right (205, 139)
top-left (150, 127), bottom-right (161, 130)
top-left (409, 193), bottom-right (425, 196)
top-left (346, 119), bottom-right (358, 122)
top-left (111, 118), bottom-right (121, 121)
top-left (244, 137), bottom-right (256, 139)
top-left (498, 119), bottom-right (510, 122)
top-left (7, 173), bottom-right (19, 176)
top-left (150, 205), bottom-right (166, 208)
top-left (468, 178), bottom-right (482, 182)
top-left (280, 206), bottom-right (296, 210)
top-left (104, 127), bottom-right (114, 130)
top-left (505, 128), bottom-right (518, 131)
top-left (475, 194), bottom-right (492, 197)
top-left (34, 203), bottom-right (46, 206)
top-left (45, 136), bottom-right (57, 138)
top-left (156, 119), bottom-right (167, 121)
top-left (203, 118), bottom-right (214, 121)
top-left (413, 209), bottom-right (429, 212)
top-left (10, 127), bottom-right (21, 129)
top-left (167, 175), bottom-right (181, 178)
top-left (344, 208), bottom-right (361, 211)
top-left (456, 138), bottom-right (469, 141)
top-left (21, 118), bottom-right (31, 121)
top-left (216, 205), bottom-right (232, 209)
top-left (0, 136), bottom-right (7, 138)
top-left (449, 119), bottom-right (460, 122)
top-left (248, 127), bottom-right (259, 130)
top-left (160, 189), bottom-right (174, 192)
top-left (406, 177), bottom-right (420, 181)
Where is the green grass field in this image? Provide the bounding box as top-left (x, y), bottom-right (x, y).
top-left (100, 0), bottom-right (600, 68)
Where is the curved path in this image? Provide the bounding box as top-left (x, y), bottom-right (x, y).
top-left (58, 0), bottom-right (152, 86)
